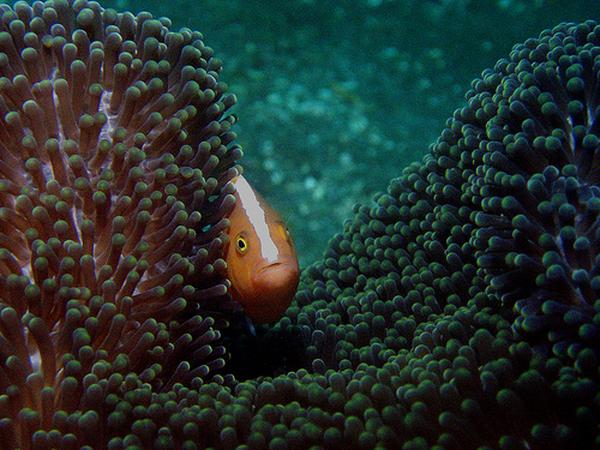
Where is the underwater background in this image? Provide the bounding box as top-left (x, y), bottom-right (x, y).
top-left (93, 0), bottom-right (596, 267)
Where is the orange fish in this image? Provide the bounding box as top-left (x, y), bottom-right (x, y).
top-left (225, 175), bottom-right (300, 323)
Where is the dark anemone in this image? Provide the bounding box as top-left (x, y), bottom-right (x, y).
top-left (286, 20), bottom-right (600, 449)
top-left (468, 22), bottom-right (600, 350)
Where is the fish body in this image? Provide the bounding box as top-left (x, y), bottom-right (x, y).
top-left (225, 175), bottom-right (300, 323)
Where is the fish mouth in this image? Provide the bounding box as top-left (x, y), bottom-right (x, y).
top-left (246, 260), bottom-right (300, 323)
top-left (257, 261), bottom-right (284, 275)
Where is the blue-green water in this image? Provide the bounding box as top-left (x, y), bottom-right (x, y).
top-left (22, 0), bottom-right (600, 265)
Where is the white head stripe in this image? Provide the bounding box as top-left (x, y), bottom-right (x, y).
top-left (234, 176), bottom-right (279, 263)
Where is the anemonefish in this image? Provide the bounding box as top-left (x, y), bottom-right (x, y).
top-left (225, 175), bottom-right (300, 323)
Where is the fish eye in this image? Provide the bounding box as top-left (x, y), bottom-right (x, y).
top-left (283, 224), bottom-right (292, 241)
top-left (277, 222), bottom-right (292, 242)
top-left (235, 234), bottom-right (248, 254)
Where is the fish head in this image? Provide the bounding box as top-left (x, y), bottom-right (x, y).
top-left (225, 177), bottom-right (300, 323)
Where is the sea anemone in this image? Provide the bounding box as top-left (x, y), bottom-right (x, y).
top-left (0, 0), bottom-right (240, 447)
top-left (287, 19), bottom-right (599, 449)
top-left (0, 0), bottom-right (598, 448)
top-left (471, 27), bottom-right (600, 350)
